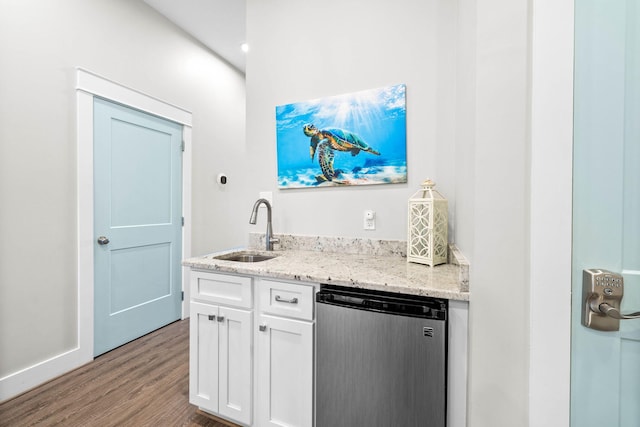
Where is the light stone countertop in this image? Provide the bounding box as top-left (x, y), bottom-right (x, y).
top-left (183, 235), bottom-right (469, 301)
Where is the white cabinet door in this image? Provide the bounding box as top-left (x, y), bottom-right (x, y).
top-left (189, 302), bottom-right (219, 412)
top-left (218, 306), bottom-right (253, 426)
top-left (257, 314), bottom-right (313, 427)
top-left (190, 302), bottom-right (252, 426)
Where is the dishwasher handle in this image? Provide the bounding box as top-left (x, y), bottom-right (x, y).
top-left (316, 286), bottom-right (447, 320)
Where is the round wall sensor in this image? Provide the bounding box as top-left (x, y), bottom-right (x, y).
top-left (217, 173), bottom-right (228, 185)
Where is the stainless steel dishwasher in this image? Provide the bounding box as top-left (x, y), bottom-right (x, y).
top-left (315, 285), bottom-right (447, 427)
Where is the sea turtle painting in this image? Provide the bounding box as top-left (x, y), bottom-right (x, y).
top-left (274, 84), bottom-right (407, 188)
top-left (303, 124), bottom-right (381, 182)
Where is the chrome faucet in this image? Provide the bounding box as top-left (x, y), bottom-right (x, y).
top-left (249, 198), bottom-right (279, 251)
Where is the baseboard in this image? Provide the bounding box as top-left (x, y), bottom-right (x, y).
top-left (0, 347), bottom-right (91, 403)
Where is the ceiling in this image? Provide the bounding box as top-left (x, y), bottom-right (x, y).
top-left (144, 0), bottom-right (246, 73)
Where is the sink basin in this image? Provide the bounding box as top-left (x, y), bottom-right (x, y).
top-left (214, 252), bottom-right (277, 263)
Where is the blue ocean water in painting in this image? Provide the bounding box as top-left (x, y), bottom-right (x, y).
top-left (276, 84), bottom-right (407, 188)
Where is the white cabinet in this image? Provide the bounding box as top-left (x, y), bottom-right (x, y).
top-left (189, 271), bottom-right (253, 426)
top-left (256, 279), bottom-right (315, 427)
top-left (188, 268), bottom-right (467, 427)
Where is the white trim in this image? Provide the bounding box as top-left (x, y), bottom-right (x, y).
top-left (447, 300), bottom-right (469, 427)
top-left (0, 69), bottom-right (193, 402)
top-left (0, 347), bottom-right (89, 402)
top-left (76, 68), bottom-right (192, 126)
top-left (529, 1), bottom-right (573, 425)
top-left (77, 89), bottom-right (95, 366)
top-left (182, 126), bottom-right (193, 317)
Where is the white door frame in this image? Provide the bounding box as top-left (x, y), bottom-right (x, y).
top-left (529, 1), bottom-right (573, 425)
top-left (76, 68), bottom-right (193, 364)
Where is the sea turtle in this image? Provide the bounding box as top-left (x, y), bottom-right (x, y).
top-left (303, 124), bottom-right (380, 161)
top-left (303, 123), bottom-right (381, 182)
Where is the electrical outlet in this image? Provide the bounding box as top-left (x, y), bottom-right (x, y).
top-left (364, 210), bottom-right (376, 230)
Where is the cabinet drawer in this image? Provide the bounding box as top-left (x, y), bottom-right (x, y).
top-left (258, 279), bottom-right (315, 320)
top-left (191, 271), bottom-right (252, 308)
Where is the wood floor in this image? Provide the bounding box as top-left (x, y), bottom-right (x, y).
top-left (0, 319), bottom-right (227, 427)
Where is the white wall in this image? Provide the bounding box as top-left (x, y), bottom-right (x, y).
top-left (244, 0), bottom-right (458, 241)
top-left (0, 0), bottom-right (245, 398)
top-left (246, 0), bottom-right (534, 425)
top-left (464, 0), bottom-right (531, 425)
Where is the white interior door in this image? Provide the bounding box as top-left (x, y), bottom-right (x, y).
top-left (571, 1), bottom-right (640, 426)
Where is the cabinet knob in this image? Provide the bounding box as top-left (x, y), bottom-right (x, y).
top-left (259, 324), bottom-right (267, 332)
top-left (217, 315), bottom-right (225, 322)
top-left (208, 315), bottom-right (216, 321)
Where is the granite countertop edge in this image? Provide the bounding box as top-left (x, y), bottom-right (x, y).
top-left (183, 247), bottom-right (470, 302)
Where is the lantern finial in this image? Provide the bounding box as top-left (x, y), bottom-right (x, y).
top-left (421, 179), bottom-right (435, 189)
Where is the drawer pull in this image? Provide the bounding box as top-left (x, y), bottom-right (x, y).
top-left (275, 295), bottom-right (299, 304)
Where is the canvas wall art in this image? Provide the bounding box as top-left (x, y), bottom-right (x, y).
top-left (275, 84), bottom-right (407, 188)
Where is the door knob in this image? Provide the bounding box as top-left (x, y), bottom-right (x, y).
top-left (97, 236), bottom-right (110, 245)
top-left (582, 269), bottom-right (640, 331)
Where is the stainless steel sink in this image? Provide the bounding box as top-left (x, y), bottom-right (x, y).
top-left (214, 252), bottom-right (277, 263)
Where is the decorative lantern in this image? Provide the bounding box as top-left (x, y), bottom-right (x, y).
top-left (407, 179), bottom-right (448, 266)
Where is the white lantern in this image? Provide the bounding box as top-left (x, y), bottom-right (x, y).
top-left (407, 179), bottom-right (448, 266)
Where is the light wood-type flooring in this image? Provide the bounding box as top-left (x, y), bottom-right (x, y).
top-left (0, 319), bottom-right (228, 427)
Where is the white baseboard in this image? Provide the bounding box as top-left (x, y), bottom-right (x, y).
top-left (0, 347), bottom-right (91, 403)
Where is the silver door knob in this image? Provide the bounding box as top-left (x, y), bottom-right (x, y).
top-left (97, 236), bottom-right (110, 245)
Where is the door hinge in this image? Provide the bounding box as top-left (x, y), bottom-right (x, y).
top-left (181, 291), bottom-right (184, 301)
top-left (181, 216), bottom-right (184, 226)
top-left (181, 140), bottom-right (185, 152)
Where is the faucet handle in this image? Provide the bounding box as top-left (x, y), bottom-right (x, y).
top-left (268, 237), bottom-right (280, 251)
